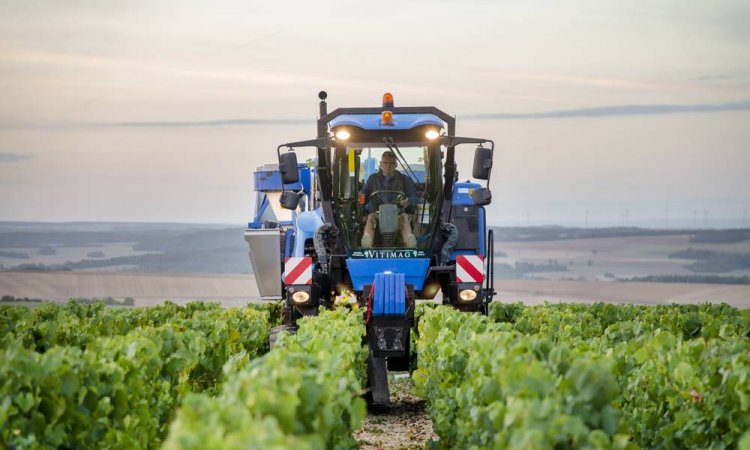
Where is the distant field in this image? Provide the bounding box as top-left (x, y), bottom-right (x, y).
top-left (2, 225), bottom-right (750, 280)
top-left (0, 223), bottom-right (250, 273)
top-left (2, 271), bottom-right (749, 308)
top-left (0, 243), bottom-right (157, 267)
top-left (496, 233), bottom-right (750, 280)
top-left (0, 272), bottom-right (259, 307)
top-left (2, 224), bottom-right (750, 307)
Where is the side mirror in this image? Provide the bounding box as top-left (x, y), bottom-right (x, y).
top-left (472, 146), bottom-right (492, 180)
top-left (279, 190), bottom-right (301, 210)
top-left (471, 188), bottom-right (492, 206)
top-left (278, 152), bottom-right (299, 184)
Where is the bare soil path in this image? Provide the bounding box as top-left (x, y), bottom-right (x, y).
top-left (355, 374), bottom-right (436, 450)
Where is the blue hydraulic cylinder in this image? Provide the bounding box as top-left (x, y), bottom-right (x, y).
top-left (372, 272), bottom-right (406, 317)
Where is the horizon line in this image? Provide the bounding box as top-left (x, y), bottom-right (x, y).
top-left (3, 100), bottom-right (750, 130)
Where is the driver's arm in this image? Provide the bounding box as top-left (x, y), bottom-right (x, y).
top-left (358, 175), bottom-right (375, 210)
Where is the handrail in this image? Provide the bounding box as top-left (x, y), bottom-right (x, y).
top-left (486, 229), bottom-right (496, 305)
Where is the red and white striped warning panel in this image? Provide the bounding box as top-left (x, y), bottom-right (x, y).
top-left (456, 255), bottom-right (484, 283)
top-left (284, 257), bottom-right (313, 285)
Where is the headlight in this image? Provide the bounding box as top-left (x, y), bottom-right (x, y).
top-left (458, 289), bottom-right (477, 303)
top-left (291, 290), bottom-right (311, 304)
top-left (335, 129), bottom-right (350, 140)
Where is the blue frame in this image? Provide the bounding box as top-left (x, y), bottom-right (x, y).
top-left (347, 258), bottom-right (430, 291)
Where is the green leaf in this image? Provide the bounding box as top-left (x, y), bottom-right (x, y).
top-left (15, 392), bottom-right (35, 413)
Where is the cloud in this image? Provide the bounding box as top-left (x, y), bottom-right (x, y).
top-left (103, 118), bottom-right (310, 128)
top-left (487, 71), bottom-right (750, 97)
top-left (0, 153), bottom-right (32, 162)
top-left (462, 100), bottom-right (750, 120)
top-left (690, 75), bottom-right (732, 82)
top-left (90, 100), bottom-right (750, 128)
top-left (493, 71), bottom-right (669, 91)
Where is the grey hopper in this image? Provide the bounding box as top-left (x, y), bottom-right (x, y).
top-left (243, 228), bottom-right (282, 298)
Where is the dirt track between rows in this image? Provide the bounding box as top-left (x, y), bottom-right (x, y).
top-left (355, 375), bottom-right (436, 450)
top-left (1, 271), bottom-right (749, 308)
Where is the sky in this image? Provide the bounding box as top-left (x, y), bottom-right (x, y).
top-left (1, 0), bottom-right (749, 228)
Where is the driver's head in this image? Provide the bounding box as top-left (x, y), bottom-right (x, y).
top-left (380, 151), bottom-right (397, 177)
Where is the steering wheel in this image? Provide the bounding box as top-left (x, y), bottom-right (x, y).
top-left (369, 190), bottom-right (408, 209)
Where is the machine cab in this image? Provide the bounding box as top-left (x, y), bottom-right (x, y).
top-left (330, 113), bottom-right (444, 253)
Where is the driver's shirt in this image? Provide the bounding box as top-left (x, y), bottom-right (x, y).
top-left (360, 170), bottom-right (418, 213)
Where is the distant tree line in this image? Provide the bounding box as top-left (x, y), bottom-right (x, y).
top-left (37, 245), bottom-right (57, 255)
top-left (0, 250), bottom-right (29, 259)
top-left (1, 295), bottom-right (44, 303)
top-left (622, 275), bottom-right (750, 285)
top-left (490, 226), bottom-right (690, 242)
top-left (489, 226), bottom-right (750, 243)
top-left (670, 248), bottom-right (750, 273)
top-left (69, 296), bottom-right (135, 306)
top-left (689, 229), bottom-right (749, 244)
top-left (1, 295), bottom-right (135, 306)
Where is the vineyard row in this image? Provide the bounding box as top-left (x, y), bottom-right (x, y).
top-left (414, 303), bottom-right (750, 449)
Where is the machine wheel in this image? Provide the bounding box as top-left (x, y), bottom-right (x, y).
top-left (269, 324), bottom-right (297, 349)
top-left (365, 349), bottom-right (390, 409)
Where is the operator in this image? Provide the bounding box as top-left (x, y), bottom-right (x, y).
top-left (358, 151), bottom-right (419, 248)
